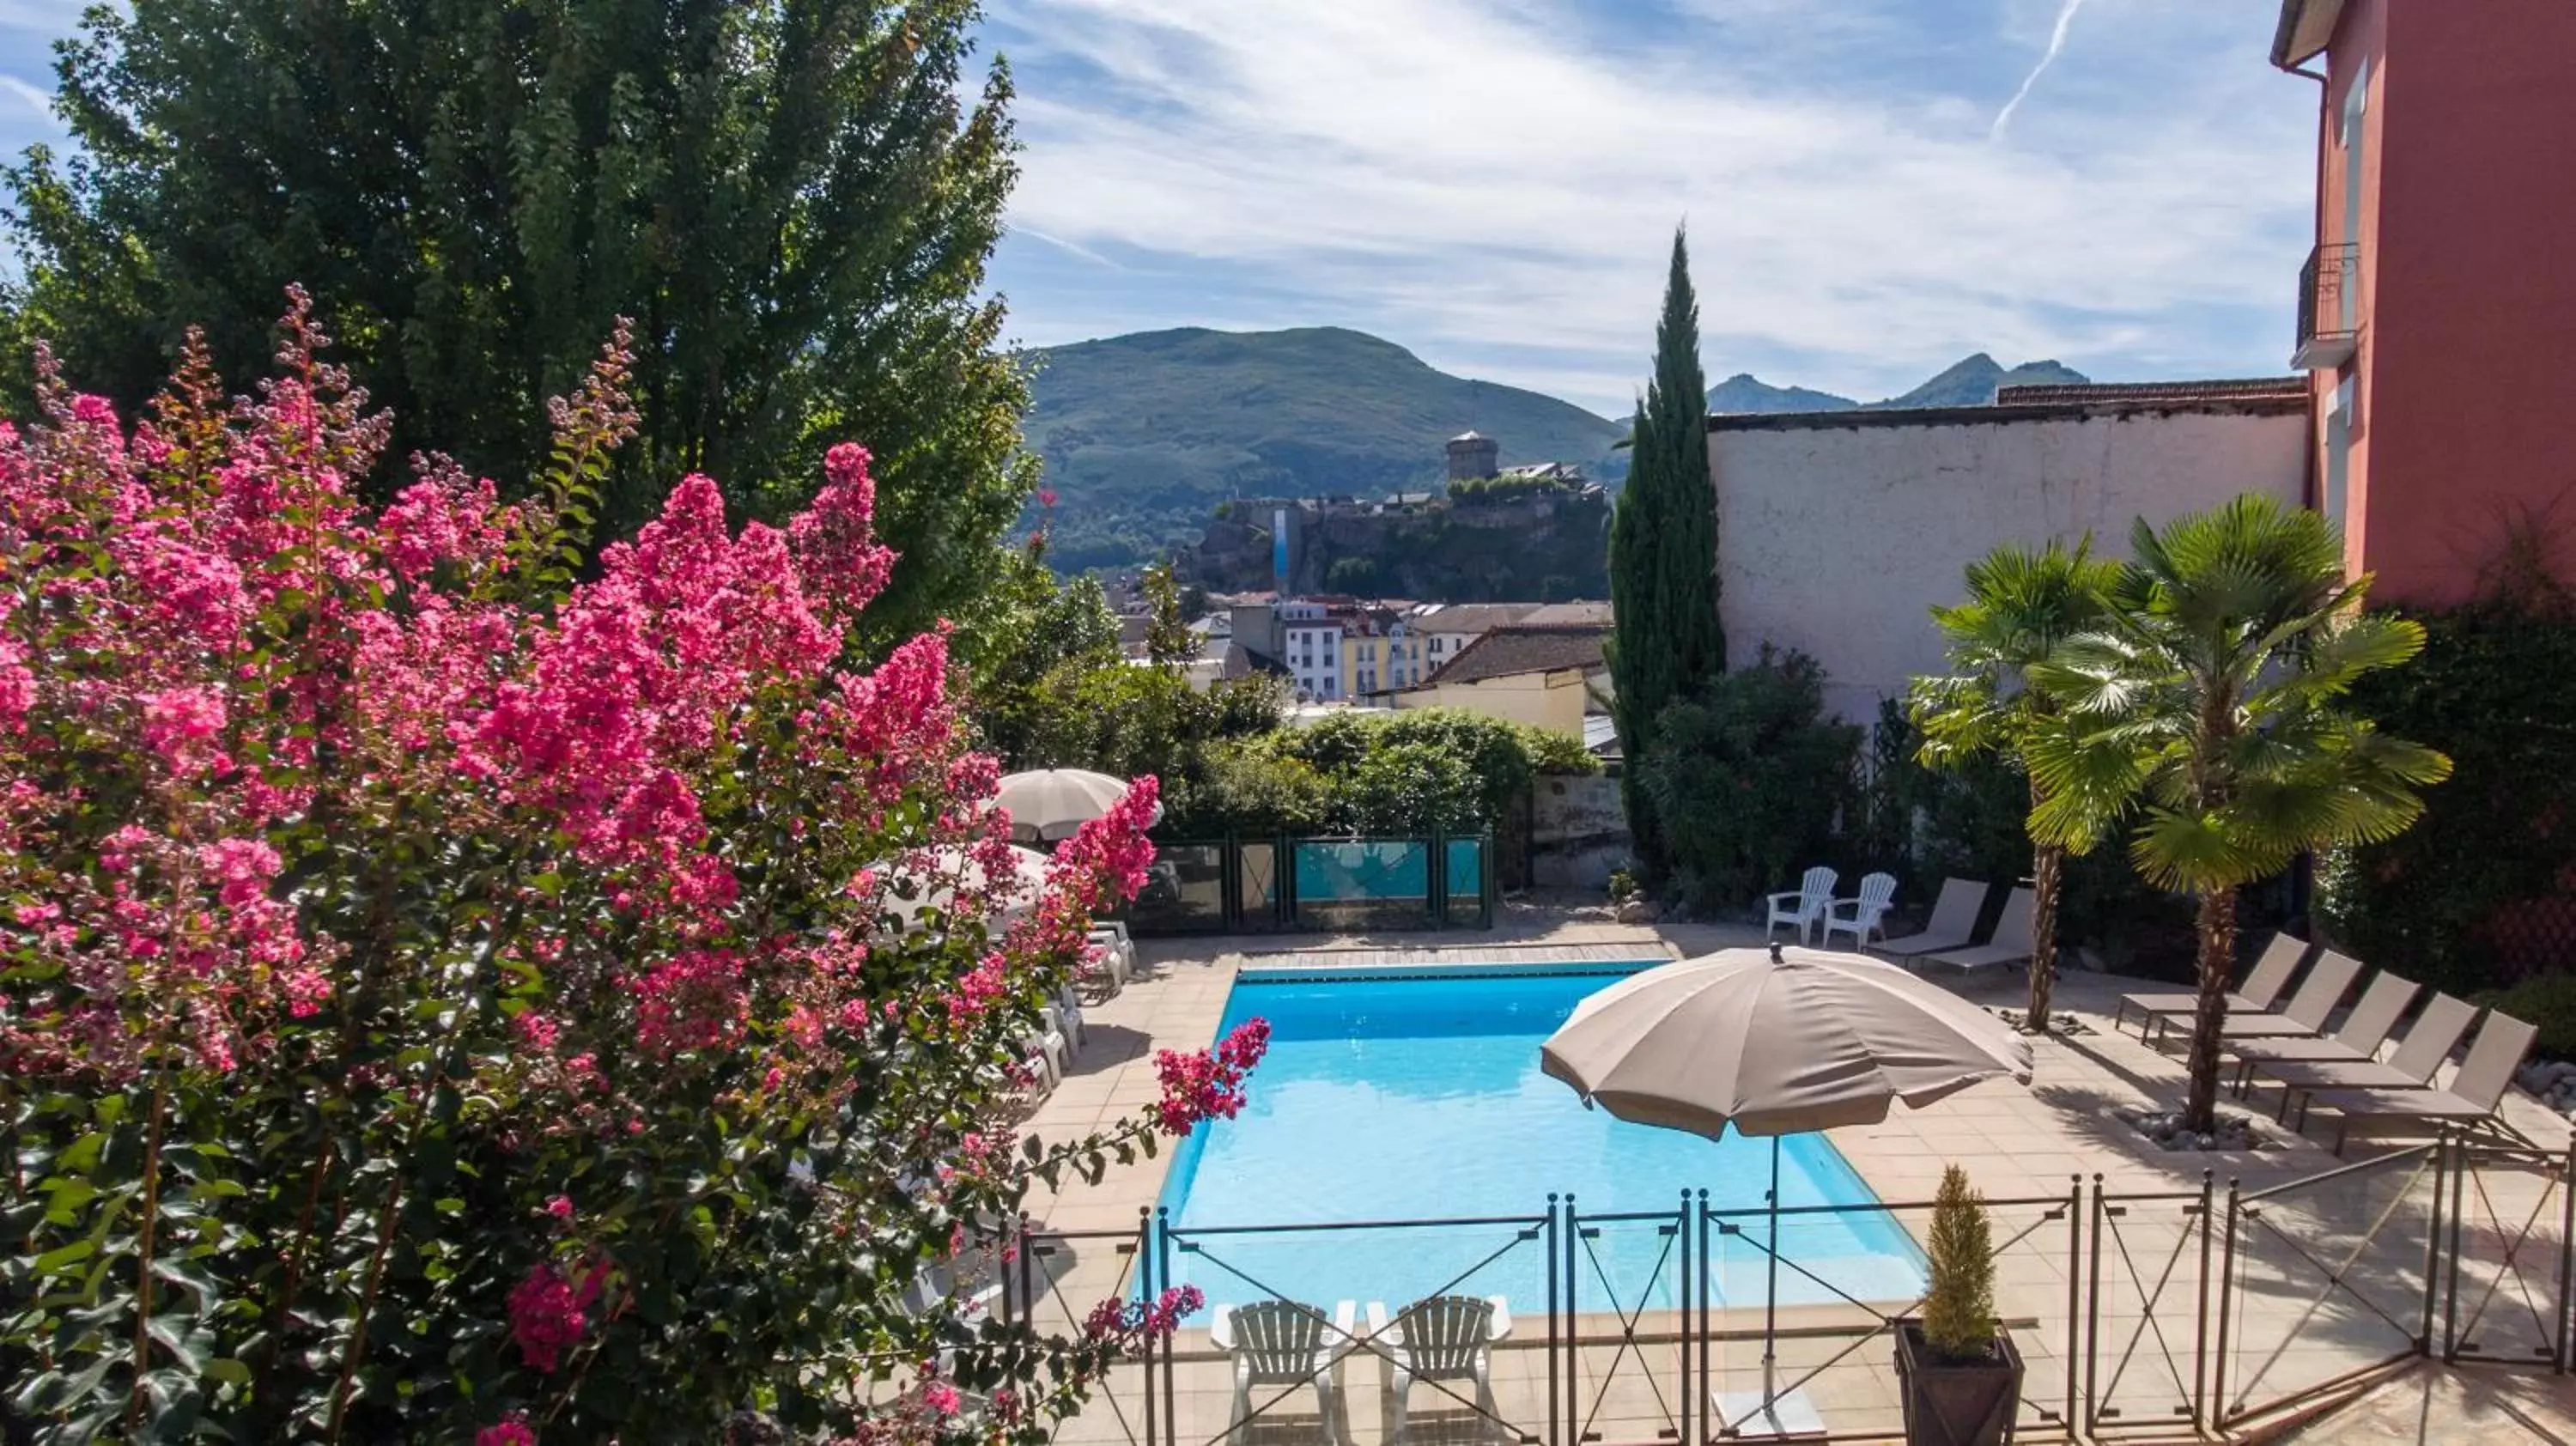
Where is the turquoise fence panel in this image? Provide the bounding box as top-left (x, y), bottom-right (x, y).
top-left (1291, 840), bottom-right (1432, 930)
top-left (1446, 836), bottom-right (1485, 922)
top-left (1294, 840), bottom-right (1429, 901)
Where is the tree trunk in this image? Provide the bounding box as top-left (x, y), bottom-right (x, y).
top-left (2026, 843), bottom-right (2063, 1031)
top-left (2182, 887), bottom-right (2239, 1135)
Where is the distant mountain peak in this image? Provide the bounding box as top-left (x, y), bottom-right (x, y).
top-left (1707, 353), bottom-right (2092, 415)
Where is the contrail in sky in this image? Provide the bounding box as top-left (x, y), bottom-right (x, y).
top-left (1991, 0), bottom-right (2089, 140)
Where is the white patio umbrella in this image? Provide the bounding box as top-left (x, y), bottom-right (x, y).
top-left (884, 844), bottom-right (1053, 927)
top-left (1539, 943), bottom-right (2033, 1434)
top-left (993, 769), bottom-right (1157, 843)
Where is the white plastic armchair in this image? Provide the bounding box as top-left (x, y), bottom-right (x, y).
top-left (1821, 872), bottom-right (1898, 950)
top-left (1764, 866), bottom-right (1838, 945)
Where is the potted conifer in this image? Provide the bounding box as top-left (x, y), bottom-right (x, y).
top-left (1893, 1166), bottom-right (2025, 1446)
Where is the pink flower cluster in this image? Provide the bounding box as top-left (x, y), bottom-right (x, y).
top-left (507, 1260), bottom-right (606, 1373)
top-left (1081, 1285), bottom-right (1205, 1343)
top-left (1151, 1018), bottom-right (1271, 1136)
top-left (474, 1415), bottom-right (537, 1446)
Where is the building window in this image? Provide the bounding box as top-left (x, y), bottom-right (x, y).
top-left (2325, 375), bottom-right (2354, 525)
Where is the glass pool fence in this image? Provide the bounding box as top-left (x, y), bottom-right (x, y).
top-left (1120, 833), bottom-right (1495, 937)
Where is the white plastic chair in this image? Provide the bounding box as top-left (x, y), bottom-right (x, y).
top-left (1212, 1299), bottom-right (1355, 1446)
top-left (1820, 872), bottom-right (1898, 950)
top-left (1764, 866), bottom-right (1838, 945)
top-left (1054, 986), bottom-right (1087, 1052)
top-left (1365, 1294), bottom-right (1510, 1444)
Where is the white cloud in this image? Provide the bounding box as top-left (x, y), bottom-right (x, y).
top-left (986, 0), bottom-right (2315, 411)
top-left (0, 73), bottom-right (50, 114)
top-left (1991, 0), bottom-right (2089, 139)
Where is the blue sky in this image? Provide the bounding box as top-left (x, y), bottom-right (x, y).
top-left (981, 0), bottom-right (2320, 414)
top-left (1, 1), bottom-right (2320, 419)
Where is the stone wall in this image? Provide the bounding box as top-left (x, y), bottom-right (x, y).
top-left (1530, 773), bottom-right (1627, 890)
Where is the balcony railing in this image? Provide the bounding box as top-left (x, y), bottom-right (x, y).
top-left (2294, 241), bottom-right (2360, 369)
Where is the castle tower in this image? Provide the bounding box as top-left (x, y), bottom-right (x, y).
top-left (1445, 430), bottom-right (1499, 482)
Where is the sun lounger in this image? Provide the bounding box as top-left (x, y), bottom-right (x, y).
top-left (2157, 949), bottom-right (2362, 1046)
top-left (2298, 1012), bottom-right (2539, 1154)
top-left (2226, 969), bottom-right (2418, 1079)
top-left (1922, 887), bottom-right (2035, 972)
top-left (2244, 992), bottom-right (2478, 1117)
top-left (1874, 878), bottom-right (1987, 960)
top-left (2117, 933), bottom-right (2306, 1035)
top-left (1363, 1294), bottom-right (1510, 1445)
top-left (1212, 1299), bottom-right (1358, 1446)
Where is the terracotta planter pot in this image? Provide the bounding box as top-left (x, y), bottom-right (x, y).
top-left (1893, 1319), bottom-right (2024, 1446)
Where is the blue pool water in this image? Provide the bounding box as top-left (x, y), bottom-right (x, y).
top-left (1156, 966), bottom-right (1926, 1314)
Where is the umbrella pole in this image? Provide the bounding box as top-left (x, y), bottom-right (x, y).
top-left (1763, 1133), bottom-right (1781, 1410)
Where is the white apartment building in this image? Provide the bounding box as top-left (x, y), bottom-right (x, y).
top-left (1279, 598), bottom-right (1343, 701)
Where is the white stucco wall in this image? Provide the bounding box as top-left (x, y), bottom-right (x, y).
top-left (1710, 404), bottom-right (2309, 723)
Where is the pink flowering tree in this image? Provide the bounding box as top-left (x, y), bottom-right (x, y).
top-left (0, 295), bottom-right (1267, 1443)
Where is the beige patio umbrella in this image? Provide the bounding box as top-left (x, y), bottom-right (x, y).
top-left (994, 769), bottom-right (1157, 842)
top-left (884, 844), bottom-right (1053, 927)
top-left (1539, 943), bottom-right (2033, 1433)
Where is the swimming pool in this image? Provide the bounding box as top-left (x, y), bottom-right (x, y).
top-left (1156, 965), bottom-right (1927, 1313)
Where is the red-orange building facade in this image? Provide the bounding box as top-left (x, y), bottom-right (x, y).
top-left (2275, 0), bottom-right (2576, 606)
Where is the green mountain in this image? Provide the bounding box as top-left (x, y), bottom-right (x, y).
top-left (1707, 373), bottom-right (1858, 413)
top-left (1020, 327), bottom-right (1627, 572)
top-left (1871, 353), bottom-right (2089, 409)
top-left (1707, 354), bottom-right (2091, 414)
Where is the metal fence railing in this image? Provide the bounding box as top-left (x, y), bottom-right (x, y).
top-left (1008, 1134), bottom-right (2574, 1446)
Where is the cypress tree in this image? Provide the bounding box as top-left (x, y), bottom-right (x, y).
top-left (1607, 228), bottom-right (1724, 879)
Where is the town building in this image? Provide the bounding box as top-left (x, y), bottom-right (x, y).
top-left (1339, 606), bottom-right (1424, 697)
top-left (2271, 0), bottom-right (2576, 606)
top-left (1394, 613), bottom-right (1613, 738)
top-left (1403, 602), bottom-right (1544, 677)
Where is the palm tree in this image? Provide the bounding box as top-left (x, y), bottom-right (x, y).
top-left (2026, 495), bottom-right (2451, 1133)
top-left (1908, 538), bottom-right (2123, 1033)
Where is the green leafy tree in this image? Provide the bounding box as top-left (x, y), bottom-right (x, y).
top-left (2028, 496), bottom-right (2452, 1133)
top-left (1607, 228), bottom-right (1723, 879)
top-left (1637, 647), bottom-right (1858, 914)
top-left (1909, 539), bottom-right (2123, 1032)
top-left (1140, 562), bottom-right (1197, 669)
top-left (962, 545), bottom-right (1125, 764)
top-left (2, 0), bottom-right (1030, 641)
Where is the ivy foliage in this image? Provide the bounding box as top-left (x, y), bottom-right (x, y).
top-left (2318, 582), bottom-right (2576, 996)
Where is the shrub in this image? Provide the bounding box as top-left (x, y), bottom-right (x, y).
top-left (1161, 741), bottom-right (1334, 838)
top-left (2476, 974), bottom-right (2576, 1062)
top-left (1334, 739), bottom-right (1482, 835)
top-left (1637, 647), bottom-right (1861, 914)
top-left (0, 303), bottom-right (1262, 1443)
top-left (1262, 708), bottom-right (1595, 839)
top-left (1920, 1165), bottom-right (1999, 1362)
